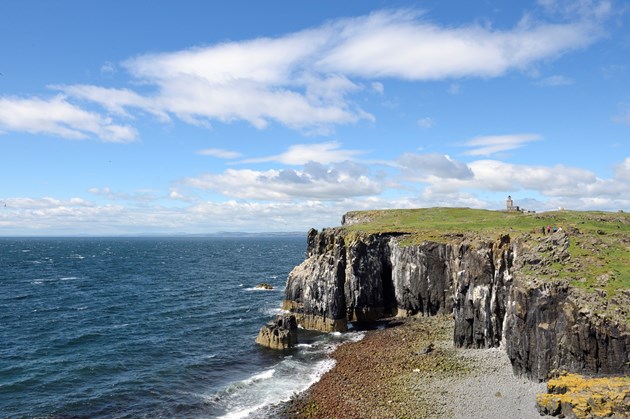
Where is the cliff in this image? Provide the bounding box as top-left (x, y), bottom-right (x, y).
top-left (265, 208), bottom-right (630, 380)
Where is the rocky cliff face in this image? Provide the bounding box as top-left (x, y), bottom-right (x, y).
top-left (277, 228), bottom-right (630, 380)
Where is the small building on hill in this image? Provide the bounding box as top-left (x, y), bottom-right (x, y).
top-left (506, 195), bottom-right (520, 212)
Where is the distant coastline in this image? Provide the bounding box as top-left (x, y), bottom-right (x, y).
top-left (0, 231), bottom-right (306, 238)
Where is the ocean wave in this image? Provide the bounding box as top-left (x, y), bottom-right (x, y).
top-left (243, 369), bottom-right (275, 385)
top-left (243, 287), bottom-right (279, 292)
top-left (211, 343), bottom-right (337, 418)
top-left (259, 307), bottom-right (289, 317)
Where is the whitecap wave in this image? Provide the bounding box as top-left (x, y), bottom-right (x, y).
top-left (260, 307), bottom-right (288, 317)
top-left (243, 287), bottom-right (278, 292)
top-left (210, 342), bottom-right (337, 418)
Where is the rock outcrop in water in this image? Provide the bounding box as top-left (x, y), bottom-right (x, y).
top-left (264, 222), bottom-right (630, 380)
top-left (255, 314), bottom-right (298, 350)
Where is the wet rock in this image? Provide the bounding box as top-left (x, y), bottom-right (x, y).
top-left (255, 314), bottom-right (298, 349)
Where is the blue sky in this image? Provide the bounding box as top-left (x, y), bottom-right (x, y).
top-left (1, 0), bottom-right (629, 235)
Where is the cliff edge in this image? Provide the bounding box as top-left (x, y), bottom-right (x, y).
top-left (262, 208), bottom-right (630, 381)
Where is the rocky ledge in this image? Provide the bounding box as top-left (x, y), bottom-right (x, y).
top-left (537, 372), bottom-right (630, 418)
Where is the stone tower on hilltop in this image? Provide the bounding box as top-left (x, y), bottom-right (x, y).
top-left (506, 195), bottom-right (517, 212)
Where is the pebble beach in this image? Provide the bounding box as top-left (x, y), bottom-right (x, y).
top-left (281, 315), bottom-right (546, 419)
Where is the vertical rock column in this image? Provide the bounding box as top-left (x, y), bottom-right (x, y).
top-left (452, 235), bottom-right (513, 349)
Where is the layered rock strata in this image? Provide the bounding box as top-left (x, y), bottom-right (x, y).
top-left (275, 227), bottom-right (630, 379)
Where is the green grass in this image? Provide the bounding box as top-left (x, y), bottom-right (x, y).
top-left (344, 207), bottom-right (629, 237)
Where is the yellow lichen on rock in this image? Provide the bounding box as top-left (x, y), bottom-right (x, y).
top-left (537, 371), bottom-right (630, 418)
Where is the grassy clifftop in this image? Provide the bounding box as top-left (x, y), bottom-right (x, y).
top-left (343, 207), bottom-right (628, 237)
top-left (342, 207), bottom-right (630, 305)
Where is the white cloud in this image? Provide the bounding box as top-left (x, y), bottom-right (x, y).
top-left (318, 10), bottom-right (598, 80)
top-left (240, 142), bottom-right (366, 165)
top-left (398, 153), bottom-right (474, 180)
top-left (615, 157), bottom-right (630, 180)
top-left (0, 95), bottom-right (137, 142)
top-left (87, 187), bottom-right (157, 202)
top-left (197, 148), bottom-right (242, 159)
top-left (53, 84), bottom-right (168, 121)
top-left (52, 8), bottom-right (604, 136)
top-left (182, 161), bottom-right (380, 200)
top-left (417, 117), bottom-right (434, 129)
top-left (3, 156), bottom-right (630, 235)
top-left (422, 159), bottom-right (630, 202)
top-left (463, 133), bottom-right (542, 156)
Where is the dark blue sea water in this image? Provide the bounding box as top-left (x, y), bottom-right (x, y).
top-left (0, 237), bottom-right (362, 418)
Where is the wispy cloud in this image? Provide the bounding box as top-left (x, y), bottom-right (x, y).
top-left (239, 142), bottom-right (366, 165)
top-left (196, 148), bottom-right (242, 159)
top-left (0, 95), bottom-right (137, 142)
top-left (317, 10), bottom-right (599, 80)
top-left (371, 82), bottom-right (385, 95)
top-left (48, 8), bottom-right (605, 137)
top-left (463, 133), bottom-right (542, 156)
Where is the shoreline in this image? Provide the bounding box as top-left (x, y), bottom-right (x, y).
top-left (277, 315), bottom-right (545, 419)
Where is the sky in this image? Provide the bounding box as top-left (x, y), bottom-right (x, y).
top-left (1, 0), bottom-right (629, 235)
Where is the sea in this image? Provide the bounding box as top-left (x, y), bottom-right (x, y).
top-left (0, 236), bottom-right (364, 418)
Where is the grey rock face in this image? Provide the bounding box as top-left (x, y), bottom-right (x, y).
top-left (452, 235), bottom-right (513, 349)
top-left (389, 241), bottom-right (453, 317)
top-left (504, 281), bottom-right (630, 381)
top-left (344, 235), bottom-right (395, 322)
top-left (283, 228), bottom-right (348, 332)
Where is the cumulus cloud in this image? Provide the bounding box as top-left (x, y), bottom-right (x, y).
top-left (463, 134), bottom-right (542, 156)
top-left (4, 156), bottom-right (630, 235)
top-left (48, 8), bottom-right (605, 136)
top-left (182, 161), bottom-right (380, 200)
top-left (0, 95), bottom-right (137, 142)
top-left (615, 157), bottom-right (630, 180)
top-left (240, 142), bottom-right (366, 165)
top-left (422, 159), bottom-right (630, 203)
